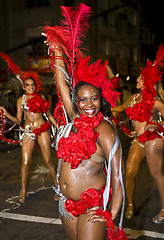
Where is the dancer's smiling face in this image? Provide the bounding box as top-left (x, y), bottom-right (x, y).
top-left (24, 78), bottom-right (36, 94)
top-left (76, 84), bottom-right (101, 117)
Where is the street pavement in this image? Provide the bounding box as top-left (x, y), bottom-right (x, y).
top-left (0, 129), bottom-right (164, 240)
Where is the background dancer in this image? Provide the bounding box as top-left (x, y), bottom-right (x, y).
top-left (111, 59), bottom-right (164, 223)
top-left (43, 3), bottom-right (128, 240)
top-left (0, 53), bottom-right (58, 203)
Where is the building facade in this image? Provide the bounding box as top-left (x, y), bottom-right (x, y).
top-left (0, 0), bottom-right (155, 105)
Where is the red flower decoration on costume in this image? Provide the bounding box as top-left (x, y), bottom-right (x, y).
top-left (56, 112), bottom-right (103, 169)
top-left (65, 186), bottom-right (105, 217)
top-left (74, 112), bottom-right (103, 130)
top-left (27, 94), bottom-right (49, 113)
top-left (32, 122), bottom-right (50, 137)
top-left (138, 122), bottom-right (164, 144)
top-left (81, 188), bottom-right (103, 207)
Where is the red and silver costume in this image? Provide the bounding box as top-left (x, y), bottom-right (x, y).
top-left (19, 93), bottom-right (50, 141)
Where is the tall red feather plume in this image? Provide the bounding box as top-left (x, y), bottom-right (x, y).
top-left (44, 3), bottom-right (91, 126)
top-left (61, 4), bottom-right (91, 55)
top-left (44, 3), bottom-right (91, 86)
top-left (0, 52), bottom-right (20, 75)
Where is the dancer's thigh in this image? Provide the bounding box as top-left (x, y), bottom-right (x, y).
top-left (126, 141), bottom-right (145, 176)
top-left (61, 216), bottom-right (77, 240)
top-left (77, 213), bottom-right (106, 240)
top-left (22, 137), bottom-right (35, 164)
top-left (145, 138), bottom-right (164, 176)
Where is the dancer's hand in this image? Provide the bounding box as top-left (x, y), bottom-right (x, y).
top-left (41, 32), bottom-right (62, 56)
top-left (54, 193), bottom-right (59, 201)
top-left (86, 206), bottom-right (107, 223)
top-left (41, 32), bottom-right (48, 45)
top-left (0, 106), bottom-right (7, 116)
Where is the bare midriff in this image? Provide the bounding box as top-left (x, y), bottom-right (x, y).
top-left (59, 158), bottom-right (106, 201)
top-left (24, 112), bottom-right (47, 130)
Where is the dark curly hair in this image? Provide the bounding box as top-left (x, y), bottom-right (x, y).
top-left (71, 81), bottom-right (111, 118)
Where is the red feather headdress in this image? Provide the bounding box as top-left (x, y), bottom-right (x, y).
top-left (0, 52), bottom-right (42, 92)
top-left (44, 3), bottom-right (119, 107)
top-left (74, 57), bottom-right (120, 107)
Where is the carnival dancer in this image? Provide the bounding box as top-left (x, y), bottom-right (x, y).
top-left (0, 53), bottom-right (58, 203)
top-left (111, 58), bottom-right (164, 223)
top-left (42, 3), bottom-right (128, 240)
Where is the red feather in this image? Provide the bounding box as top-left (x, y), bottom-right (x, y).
top-left (61, 3), bottom-right (91, 51)
top-left (156, 43), bottom-right (164, 64)
top-left (44, 3), bottom-right (91, 86)
top-left (0, 52), bottom-right (20, 75)
top-left (140, 60), bottom-right (162, 88)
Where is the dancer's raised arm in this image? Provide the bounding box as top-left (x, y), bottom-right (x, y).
top-left (53, 48), bottom-right (76, 120)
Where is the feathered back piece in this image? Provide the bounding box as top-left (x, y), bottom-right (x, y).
top-left (140, 60), bottom-right (162, 98)
top-left (140, 60), bottom-right (162, 88)
top-left (44, 3), bottom-right (91, 87)
top-left (0, 52), bottom-right (42, 92)
top-left (155, 43), bottom-right (164, 69)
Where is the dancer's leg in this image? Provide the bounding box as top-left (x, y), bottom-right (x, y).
top-left (20, 137), bottom-right (35, 202)
top-left (145, 138), bottom-right (164, 222)
top-left (125, 141), bottom-right (145, 218)
top-left (38, 131), bottom-right (57, 186)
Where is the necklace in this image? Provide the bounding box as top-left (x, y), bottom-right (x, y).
top-left (26, 93), bottom-right (36, 96)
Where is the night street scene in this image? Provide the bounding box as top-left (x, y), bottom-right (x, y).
top-left (0, 1), bottom-right (164, 240)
